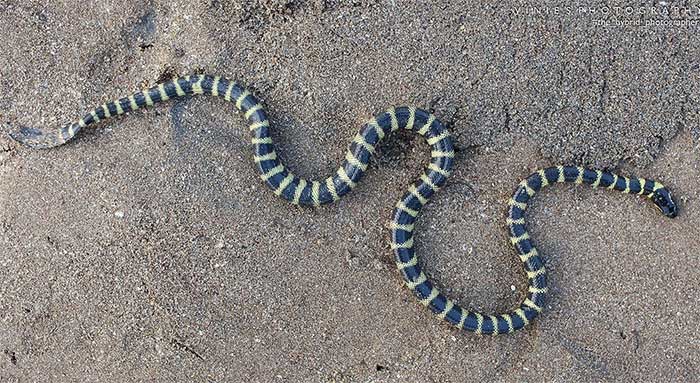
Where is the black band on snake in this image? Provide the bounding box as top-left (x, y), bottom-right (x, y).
top-left (7, 74), bottom-right (679, 335)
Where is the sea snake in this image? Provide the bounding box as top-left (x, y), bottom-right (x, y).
top-left (7, 74), bottom-right (679, 335)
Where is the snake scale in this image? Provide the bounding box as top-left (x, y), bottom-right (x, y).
top-left (8, 74), bottom-right (679, 335)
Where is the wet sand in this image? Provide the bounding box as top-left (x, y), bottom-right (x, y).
top-left (0, 1), bottom-right (698, 382)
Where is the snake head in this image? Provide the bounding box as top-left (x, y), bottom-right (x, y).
top-left (8, 126), bottom-right (67, 149)
top-left (651, 187), bottom-right (678, 218)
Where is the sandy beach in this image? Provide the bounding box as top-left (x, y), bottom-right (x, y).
top-left (0, 1), bottom-right (698, 381)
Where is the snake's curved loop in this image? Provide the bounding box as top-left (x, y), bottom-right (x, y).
top-left (392, 165), bottom-right (677, 335)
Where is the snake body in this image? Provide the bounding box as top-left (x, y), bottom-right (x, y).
top-left (8, 74), bottom-right (679, 335)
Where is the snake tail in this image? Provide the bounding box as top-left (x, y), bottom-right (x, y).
top-left (8, 74), bottom-right (454, 207)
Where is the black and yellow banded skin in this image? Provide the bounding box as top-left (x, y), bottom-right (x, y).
top-left (9, 75), bottom-right (454, 207)
top-left (393, 165), bottom-right (678, 335)
top-left (9, 74), bottom-right (679, 335)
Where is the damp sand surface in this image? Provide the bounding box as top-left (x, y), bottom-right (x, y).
top-left (0, 1), bottom-right (698, 382)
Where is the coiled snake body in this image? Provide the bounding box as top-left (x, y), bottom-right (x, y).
top-left (9, 74), bottom-right (679, 335)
